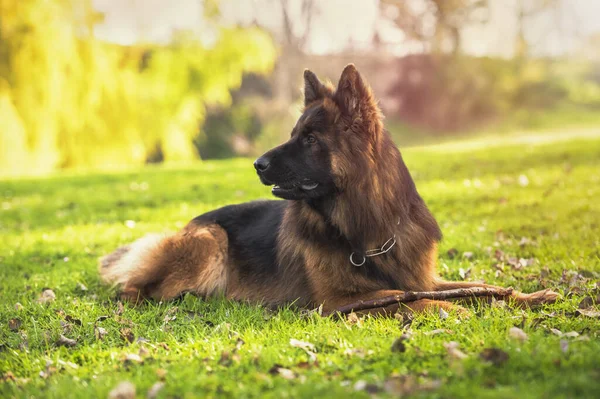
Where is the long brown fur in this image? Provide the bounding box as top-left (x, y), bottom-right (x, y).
top-left (99, 64), bottom-right (558, 316)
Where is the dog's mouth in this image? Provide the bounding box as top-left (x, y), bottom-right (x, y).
top-left (268, 179), bottom-right (319, 198)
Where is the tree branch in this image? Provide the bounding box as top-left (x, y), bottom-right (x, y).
top-left (324, 287), bottom-right (514, 316)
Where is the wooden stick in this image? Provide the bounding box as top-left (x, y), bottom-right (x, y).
top-left (325, 287), bottom-right (514, 316)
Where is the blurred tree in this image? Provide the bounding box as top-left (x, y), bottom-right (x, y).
top-left (0, 0), bottom-right (276, 176)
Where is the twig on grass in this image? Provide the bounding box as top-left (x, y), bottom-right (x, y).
top-left (324, 287), bottom-right (514, 317)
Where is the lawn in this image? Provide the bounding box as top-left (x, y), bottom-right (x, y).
top-left (1, 130), bottom-right (600, 398)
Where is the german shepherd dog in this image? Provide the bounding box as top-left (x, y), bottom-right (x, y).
top-left (100, 65), bottom-right (558, 316)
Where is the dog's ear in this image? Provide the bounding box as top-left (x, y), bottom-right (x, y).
top-left (334, 64), bottom-right (378, 119)
top-left (304, 69), bottom-right (328, 106)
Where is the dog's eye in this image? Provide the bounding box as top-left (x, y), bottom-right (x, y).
top-left (305, 135), bottom-right (317, 145)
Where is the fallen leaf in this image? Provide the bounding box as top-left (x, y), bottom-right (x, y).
top-left (296, 360), bottom-right (319, 369)
top-left (65, 315), bottom-right (82, 326)
top-left (163, 307), bottom-right (178, 323)
top-left (147, 382), bottom-right (165, 399)
top-left (343, 348), bottom-right (374, 358)
top-left (458, 267), bottom-right (472, 280)
top-left (578, 296), bottom-right (595, 309)
top-left (108, 381), bottom-right (136, 399)
top-left (354, 380), bottom-right (380, 393)
top-left (155, 368), bottom-right (168, 380)
top-left (480, 348), bottom-right (509, 365)
top-left (494, 249), bottom-right (504, 261)
top-left (447, 248), bottom-right (458, 259)
top-left (95, 326), bottom-right (108, 340)
top-left (391, 334), bottom-right (410, 353)
top-left (444, 341), bottom-right (467, 360)
top-left (76, 283), bottom-right (88, 292)
top-left (560, 339), bottom-right (569, 354)
top-left (509, 327), bottom-right (528, 342)
top-left (120, 328), bottom-right (135, 344)
top-left (1, 371), bottom-right (16, 382)
top-left (439, 307), bottom-right (449, 320)
top-left (37, 289), bottom-right (56, 304)
top-left (158, 342), bottom-right (170, 351)
top-left (576, 308), bottom-right (600, 318)
top-left (463, 252), bottom-right (474, 260)
top-left (139, 346), bottom-right (150, 357)
top-left (424, 329), bottom-right (453, 336)
top-left (290, 339), bottom-right (317, 362)
top-left (56, 359), bottom-right (79, 369)
top-left (289, 339), bottom-right (315, 351)
top-left (124, 353), bottom-right (143, 363)
top-left (550, 328), bottom-right (563, 336)
top-left (14, 303), bottom-right (24, 311)
top-left (234, 338), bottom-right (245, 352)
top-left (8, 318), bottom-right (22, 332)
top-left (56, 335), bottom-right (77, 347)
top-left (563, 331), bottom-right (580, 338)
top-left (346, 312), bottom-right (362, 326)
top-left (491, 299), bottom-right (506, 309)
top-left (383, 375), bottom-right (441, 396)
top-left (115, 301), bottom-right (125, 316)
top-left (268, 365), bottom-right (295, 380)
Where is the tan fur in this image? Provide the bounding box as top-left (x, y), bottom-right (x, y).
top-left (99, 64), bottom-right (558, 314)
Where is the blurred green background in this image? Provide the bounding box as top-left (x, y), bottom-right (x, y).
top-left (1, 0), bottom-right (599, 177)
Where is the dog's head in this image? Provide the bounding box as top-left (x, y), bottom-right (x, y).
top-left (255, 64), bottom-right (383, 201)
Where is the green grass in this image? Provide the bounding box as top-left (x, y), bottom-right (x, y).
top-left (2, 131), bottom-right (600, 398)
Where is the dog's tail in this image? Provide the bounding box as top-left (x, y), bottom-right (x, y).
top-left (98, 226), bottom-right (229, 301)
top-left (98, 233), bottom-right (167, 287)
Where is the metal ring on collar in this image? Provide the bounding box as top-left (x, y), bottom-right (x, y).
top-left (350, 252), bottom-right (366, 267)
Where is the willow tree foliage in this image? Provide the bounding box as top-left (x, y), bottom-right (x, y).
top-left (0, 0), bottom-right (276, 176)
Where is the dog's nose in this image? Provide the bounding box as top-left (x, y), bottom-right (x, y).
top-left (254, 156), bottom-right (270, 172)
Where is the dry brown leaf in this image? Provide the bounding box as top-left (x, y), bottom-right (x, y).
top-left (447, 248), bottom-right (458, 259)
top-left (108, 381), bottom-right (136, 399)
top-left (147, 382), bottom-right (165, 399)
top-left (1, 371), bottom-right (16, 382)
top-left (56, 334), bottom-right (77, 347)
top-left (37, 289), bottom-right (56, 304)
top-left (391, 334), bottom-right (410, 353)
top-left (444, 341), bottom-right (467, 360)
top-left (8, 318), bottom-right (21, 332)
top-left (509, 327), bottom-right (528, 342)
top-left (383, 375), bottom-right (441, 396)
top-left (156, 368), bottom-right (168, 380)
top-left (424, 329), bottom-right (453, 336)
top-left (76, 283), bottom-right (88, 292)
top-left (458, 267), bottom-right (471, 280)
top-left (550, 328), bottom-right (563, 336)
top-left (163, 307), bottom-right (178, 323)
top-left (124, 353), bottom-right (143, 363)
top-left (578, 296), bottom-right (596, 309)
top-left (439, 307), bottom-right (449, 320)
top-left (479, 348), bottom-right (509, 366)
top-left (290, 338), bottom-right (317, 362)
top-left (115, 301), bottom-right (125, 316)
top-left (65, 315), bottom-right (82, 326)
top-left (120, 328), bottom-right (135, 344)
top-left (346, 312), bottom-right (362, 325)
top-left (268, 365), bottom-right (295, 380)
top-left (576, 308), bottom-right (600, 318)
top-left (95, 326), bottom-right (108, 340)
top-left (158, 342), bottom-right (170, 351)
